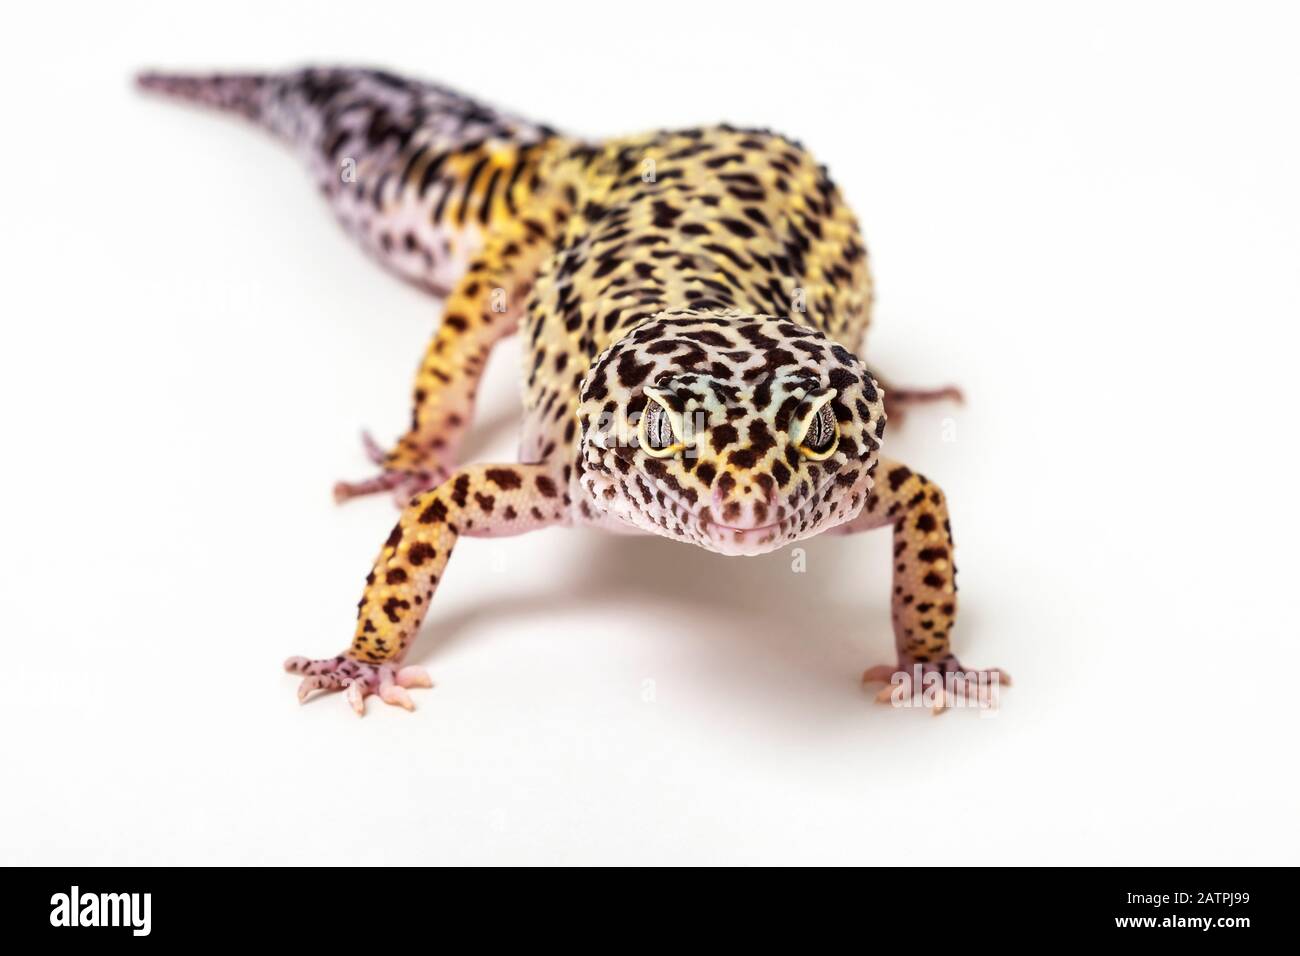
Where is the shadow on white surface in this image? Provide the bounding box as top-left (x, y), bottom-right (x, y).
top-left (396, 527), bottom-right (996, 732)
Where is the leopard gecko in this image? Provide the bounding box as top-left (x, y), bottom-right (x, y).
top-left (139, 66), bottom-right (1007, 715)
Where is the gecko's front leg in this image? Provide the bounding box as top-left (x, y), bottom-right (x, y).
top-left (291, 462), bottom-right (568, 714)
top-left (834, 456), bottom-right (1009, 713)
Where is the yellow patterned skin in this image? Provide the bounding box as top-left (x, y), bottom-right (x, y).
top-left (142, 67), bottom-right (1005, 715)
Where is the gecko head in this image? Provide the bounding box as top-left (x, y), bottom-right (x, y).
top-left (575, 311), bottom-right (886, 556)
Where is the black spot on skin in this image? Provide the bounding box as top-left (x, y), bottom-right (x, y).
top-left (720, 218), bottom-right (756, 239)
top-left (923, 571), bottom-right (945, 589)
top-left (747, 420), bottom-right (776, 456)
top-left (407, 542), bottom-right (436, 566)
top-left (381, 597), bottom-right (411, 623)
top-left (888, 466), bottom-right (912, 492)
top-left (486, 468), bottom-right (522, 490)
top-left (617, 351), bottom-right (654, 388)
top-left (681, 329), bottom-right (731, 347)
top-left (419, 498), bottom-right (449, 523)
top-left (710, 423), bottom-right (739, 453)
top-left (828, 367), bottom-right (858, 395)
top-left (450, 474), bottom-right (471, 507)
top-left (916, 513), bottom-right (937, 533)
top-left (385, 524), bottom-right (403, 548)
top-left (652, 201), bottom-right (682, 228)
top-left (716, 472), bottom-right (736, 500)
top-left (536, 475), bottom-right (558, 498)
top-left (385, 568), bottom-right (408, 585)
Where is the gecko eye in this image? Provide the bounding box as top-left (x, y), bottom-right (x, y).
top-left (639, 394), bottom-right (684, 457)
top-left (796, 396), bottom-right (840, 460)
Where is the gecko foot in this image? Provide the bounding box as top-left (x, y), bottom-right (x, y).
top-left (880, 383), bottom-right (964, 428)
top-left (285, 655), bottom-right (433, 716)
top-left (862, 658), bottom-right (1010, 715)
top-left (333, 431), bottom-right (448, 505)
top-left (333, 467), bottom-right (443, 506)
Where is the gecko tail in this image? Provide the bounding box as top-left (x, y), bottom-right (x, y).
top-left (136, 70), bottom-right (274, 123)
top-left (137, 65), bottom-right (567, 295)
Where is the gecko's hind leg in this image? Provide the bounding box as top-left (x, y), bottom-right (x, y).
top-left (335, 205), bottom-right (568, 506)
top-left (332, 250), bottom-right (510, 505)
top-left (874, 375), bottom-right (964, 428)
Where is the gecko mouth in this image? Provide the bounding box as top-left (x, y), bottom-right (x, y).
top-left (693, 478), bottom-right (842, 552)
top-left (711, 521), bottom-right (780, 533)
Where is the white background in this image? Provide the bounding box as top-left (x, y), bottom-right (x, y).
top-left (2, 0), bottom-right (1297, 865)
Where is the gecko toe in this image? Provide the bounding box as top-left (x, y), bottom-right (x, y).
top-left (380, 683), bottom-right (415, 711)
top-left (360, 430), bottom-right (388, 465)
top-left (396, 666), bottom-right (433, 689)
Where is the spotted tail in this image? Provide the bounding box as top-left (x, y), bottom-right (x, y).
top-left (137, 66), bottom-right (574, 294)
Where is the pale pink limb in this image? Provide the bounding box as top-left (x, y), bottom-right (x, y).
top-left (332, 466), bottom-right (444, 505)
top-left (878, 381), bottom-right (965, 427)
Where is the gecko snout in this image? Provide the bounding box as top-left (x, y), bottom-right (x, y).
top-left (707, 471), bottom-right (780, 530)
